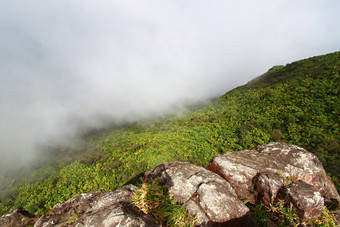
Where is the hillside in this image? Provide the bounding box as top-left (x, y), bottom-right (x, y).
top-left (0, 51), bottom-right (339, 217)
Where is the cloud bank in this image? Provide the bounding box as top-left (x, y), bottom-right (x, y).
top-left (0, 0), bottom-right (339, 170)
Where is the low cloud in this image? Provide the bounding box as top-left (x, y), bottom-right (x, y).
top-left (0, 0), bottom-right (339, 170)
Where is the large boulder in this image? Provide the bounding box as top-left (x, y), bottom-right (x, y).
top-left (145, 161), bottom-right (256, 226)
top-left (208, 142), bottom-right (340, 205)
top-left (34, 185), bottom-right (158, 227)
top-left (278, 180), bottom-right (324, 222)
top-left (0, 208), bottom-right (36, 227)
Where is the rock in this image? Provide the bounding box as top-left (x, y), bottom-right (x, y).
top-left (254, 173), bottom-right (284, 206)
top-left (0, 208), bottom-right (36, 227)
top-left (334, 210), bottom-right (340, 226)
top-left (208, 142), bottom-right (340, 205)
top-left (145, 161), bottom-right (256, 226)
top-left (34, 185), bottom-right (158, 227)
top-left (34, 191), bottom-right (104, 227)
top-left (34, 190), bottom-right (105, 226)
top-left (278, 180), bottom-right (324, 222)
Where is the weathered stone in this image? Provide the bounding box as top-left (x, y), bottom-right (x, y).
top-left (254, 173), bottom-right (284, 206)
top-left (0, 208), bottom-right (36, 227)
top-left (278, 180), bottom-right (324, 222)
top-left (34, 185), bottom-right (158, 227)
top-left (145, 162), bottom-right (256, 226)
top-left (34, 190), bottom-right (105, 227)
top-left (208, 142), bottom-right (340, 205)
top-left (334, 210), bottom-right (340, 226)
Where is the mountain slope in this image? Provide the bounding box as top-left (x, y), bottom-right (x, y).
top-left (0, 51), bottom-right (339, 216)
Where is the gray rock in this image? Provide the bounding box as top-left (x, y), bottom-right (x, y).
top-left (278, 180), bottom-right (324, 222)
top-left (145, 162), bottom-right (256, 226)
top-left (334, 210), bottom-right (340, 226)
top-left (34, 190), bottom-right (105, 227)
top-left (0, 208), bottom-right (36, 227)
top-left (34, 185), bottom-right (158, 227)
top-left (254, 173), bottom-right (284, 206)
top-left (208, 142), bottom-right (340, 205)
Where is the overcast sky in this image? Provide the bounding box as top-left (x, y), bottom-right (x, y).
top-left (0, 0), bottom-right (339, 170)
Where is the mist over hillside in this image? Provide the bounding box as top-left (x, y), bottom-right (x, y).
top-left (0, 51), bottom-right (338, 218)
top-left (0, 0), bottom-right (340, 171)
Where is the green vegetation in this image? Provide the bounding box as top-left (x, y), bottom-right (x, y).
top-left (0, 51), bottom-right (339, 223)
top-left (248, 200), bottom-right (338, 226)
top-left (67, 214), bottom-right (81, 225)
top-left (132, 180), bottom-right (196, 226)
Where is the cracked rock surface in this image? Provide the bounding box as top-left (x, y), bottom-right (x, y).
top-left (255, 172), bottom-right (284, 206)
top-left (145, 161), bottom-right (255, 226)
top-left (34, 185), bottom-right (158, 227)
top-left (279, 180), bottom-right (324, 222)
top-left (208, 142), bottom-right (340, 205)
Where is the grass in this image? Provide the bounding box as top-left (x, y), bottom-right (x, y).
top-left (131, 180), bottom-right (196, 226)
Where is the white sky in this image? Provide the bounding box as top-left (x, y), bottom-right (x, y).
top-left (0, 0), bottom-right (339, 170)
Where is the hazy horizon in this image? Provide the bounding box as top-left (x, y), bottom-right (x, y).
top-left (1, 0), bottom-right (340, 171)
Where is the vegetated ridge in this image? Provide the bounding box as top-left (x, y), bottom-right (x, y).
top-left (0, 51), bottom-right (339, 217)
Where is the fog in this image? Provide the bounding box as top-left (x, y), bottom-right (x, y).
top-left (0, 0), bottom-right (339, 171)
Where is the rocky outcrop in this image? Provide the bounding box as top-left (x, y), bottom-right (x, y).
top-left (145, 162), bottom-right (256, 226)
top-left (34, 190), bottom-right (106, 226)
top-left (34, 185), bottom-right (158, 227)
top-left (208, 142), bottom-right (340, 206)
top-left (1, 142), bottom-right (339, 226)
top-left (0, 208), bottom-right (36, 227)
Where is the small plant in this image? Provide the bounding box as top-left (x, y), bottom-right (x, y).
top-left (248, 202), bottom-right (270, 225)
top-left (67, 213), bottom-right (81, 224)
top-left (269, 200), bottom-right (300, 226)
top-left (131, 180), bottom-right (196, 226)
top-left (310, 206), bottom-right (338, 227)
top-left (272, 129), bottom-right (283, 141)
top-left (279, 173), bottom-right (294, 186)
